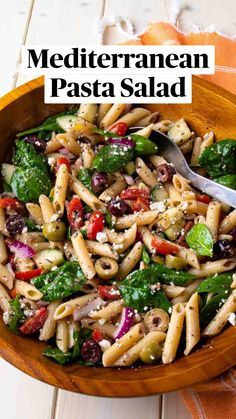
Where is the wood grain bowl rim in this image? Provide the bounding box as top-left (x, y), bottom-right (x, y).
top-left (0, 76), bottom-right (236, 397)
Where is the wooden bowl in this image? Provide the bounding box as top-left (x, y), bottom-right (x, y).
top-left (0, 76), bottom-right (236, 397)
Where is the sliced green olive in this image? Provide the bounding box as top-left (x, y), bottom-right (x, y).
top-left (144, 308), bottom-right (169, 332)
top-left (43, 221), bottom-right (67, 241)
top-left (139, 342), bottom-right (162, 364)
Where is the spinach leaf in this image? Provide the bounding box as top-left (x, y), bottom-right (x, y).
top-left (200, 294), bottom-right (228, 328)
top-left (197, 273), bottom-right (233, 294)
top-left (42, 329), bottom-right (92, 365)
top-left (42, 348), bottom-right (73, 365)
top-left (141, 247), bottom-right (150, 264)
top-left (105, 212), bottom-right (113, 229)
top-left (92, 128), bottom-right (158, 156)
top-left (24, 218), bottom-right (41, 232)
top-left (93, 127), bottom-right (120, 138)
top-left (3, 181), bottom-right (12, 192)
top-left (213, 174), bottom-right (236, 190)
top-left (150, 264), bottom-right (195, 286)
top-left (77, 168), bottom-right (93, 191)
top-left (131, 134), bottom-right (158, 156)
top-left (186, 223), bottom-right (213, 257)
top-left (11, 167), bottom-right (52, 203)
top-left (118, 269), bottom-right (171, 312)
top-left (32, 261), bottom-right (86, 301)
top-left (199, 139), bottom-right (236, 178)
top-left (17, 109), bottom-right (79, 137)
top-left (8, 295), bottom-right (24, 334)
top-left (92, 145), bottom-right (134, 172)
top-left (13, 140), bottom-right (48, 172)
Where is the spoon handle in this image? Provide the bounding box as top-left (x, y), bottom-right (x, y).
top-left (187, 169), bottom-right (236, 208)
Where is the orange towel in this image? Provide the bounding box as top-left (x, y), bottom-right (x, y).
top-left (124, 22), bottom-right (236, 419)
top-left (123, 22), bottom-right (236, 95)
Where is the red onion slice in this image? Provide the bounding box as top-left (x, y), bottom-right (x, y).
top-left (59, 147), bottom-right (75, 159)
top-left (8, 240), bottom-right (35, 259)
top-left (73, 297), bottom-right (106, 321)
top-left (113, 307), bottom-right (135, 339)
top-left (107, 137), bottom-right (135, 148)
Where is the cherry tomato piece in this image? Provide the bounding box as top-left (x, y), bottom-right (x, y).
top-left (15, 269), bottom-right (42, 282)
top-left (0, 197), bottom-right (24, 212)
top-left (196, 194), bottom-right (211, 204)
top-left (56, 157), bottom-right (70, 171)
top-left (132, 198), bottom-right (150, 212)
top-left (110, 122), bottom-right (128, 136)
top-left (67, 197), bottom-right (84, 230)
top-left (120, 188), bottom-right (150, 200)
top-left (9, 288), bottom-right (18, 299)
top-left (98, 285), bottom-right (120, 300)
top-left (92, 329), bottom-right (104, 342)
top-left (151, 237), bottom-right (179, 255)
top-left (87, 211), bottom-right (105, 240)
top-left (19, 307), bottom-right (48, 335)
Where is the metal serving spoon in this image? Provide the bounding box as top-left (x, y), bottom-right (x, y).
top-left (130, 128), bottom-right (236, 208)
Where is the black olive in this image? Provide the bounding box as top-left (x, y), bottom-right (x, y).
top-left (107, 198), bottom-right (131, 217)
top-left (80, 339), bottom-right (102, 363)
top-left (156, 163), bottom-right (176, 182)
top-left (6, 214), bottom-right (26, 235)
top-left (213, 239), bottom-right (234, 258)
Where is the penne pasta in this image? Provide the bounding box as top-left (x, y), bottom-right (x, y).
top-left (39, 300), bottom-right (61, 341)
top-left (115, 210), bottom-right (159, 230)
top-left (162, 303), bottom-right (185, 364)
top-left (102, 323), bottom-right (144, 367)
top-left (0, 283), bottom-right (11, 312)
top-left (202, 290), bottom-right (236, 336)
top-left (70, 176), bottom-right (105, 211)
top-left (184, 292), bottom-right (200, 355)
top-left (0, 263), bottom-right (14, 289)
top-left (53, 163), bottom-right (69, 215)
top-left (116, 241), bottom-right (142, 280)
top-left (71, 231), bottom-right (96, 279)
top-left (15, 280), bottom-right (43, 301)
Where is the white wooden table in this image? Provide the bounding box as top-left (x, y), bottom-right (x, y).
top-left (0, 1), bottom-right (234, 418)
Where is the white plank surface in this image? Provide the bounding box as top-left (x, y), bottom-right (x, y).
top-left (55, 393), bottom-right (161, 419)
top-left (0, 358), bottom-right (55, 419)
top-left (0, 0), bottom-right (33, 96)
top-left (16, 0), bottom-right (105, 86)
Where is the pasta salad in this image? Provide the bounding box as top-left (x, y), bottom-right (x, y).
top-left (0, 103), bottom-right (236, 367)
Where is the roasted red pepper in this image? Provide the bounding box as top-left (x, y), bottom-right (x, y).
top-left (92, 329), bottom-right (104, 342)
top-left (196, 194), bottom-right (211, 204)
top-left (152, 237), bottom-right (179, 255)
top-left (9, 288), bottom-right (18, 299)
top-left (19, 307), bottom-right (48, 335)
top-left (110, 122), bottom-right (128, 136)
top-left (87, 211), bottom-right (105, 240)
top-left (120, 188), bottom-right (150, 201)
top-left (56, 156), bottom-right (71, 171)
top-left (67, 197), bottom-right (84, 230)
top-left (0, 197), bottom-right (23, 212)
top-left (98, 285), bottom-right (120, 300)
top-left (15, 268), bottom-right (42, 281)
top-left (132, 198), bottom-right (150, 212)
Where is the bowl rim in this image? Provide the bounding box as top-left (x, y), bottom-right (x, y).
top-left (0, 75), bottom-right (236, 397)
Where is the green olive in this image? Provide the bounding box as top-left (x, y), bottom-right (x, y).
top-left (43, 221), bottom-right (67, 241)
top-left (144, 308), bottom-right (169, 332)
top-left (139, 342), bottom-right (162, 364)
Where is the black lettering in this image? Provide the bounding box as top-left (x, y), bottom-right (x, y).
top-left (28, 49), bottom-right (48, 68)
top-left (51, 78), bottom-right (66, 97)
top-left (121, 78), bottom-right (134, 97)
top-left (171, 76), bottom-right (186, 97)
